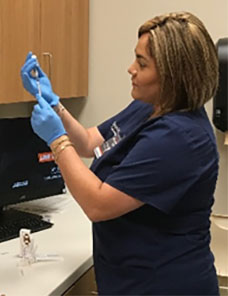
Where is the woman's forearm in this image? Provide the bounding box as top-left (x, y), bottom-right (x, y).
top-left (54, 103), bottom-right (104, 158)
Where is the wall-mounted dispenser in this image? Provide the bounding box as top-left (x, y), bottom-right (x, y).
top-left (213, 38), bottom-right (228, 144)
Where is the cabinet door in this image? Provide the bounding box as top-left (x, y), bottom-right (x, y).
top-left (40, 0), bottom-right (89, 98)
top-left (0, 0), bottom-right (40, 103)
top-left (64, 267), bottom-right (97, 295)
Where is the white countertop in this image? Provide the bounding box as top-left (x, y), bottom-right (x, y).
top-left (1, 192), bottom-right (227, 295)
top-left (0, 193), bottom-right (93, 296)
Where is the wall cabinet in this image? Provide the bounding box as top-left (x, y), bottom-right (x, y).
top-left (0, 0), bottom-right (88, 104)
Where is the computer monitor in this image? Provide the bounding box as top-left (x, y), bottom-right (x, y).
top-left (0, 117), bottom-right (65, 210)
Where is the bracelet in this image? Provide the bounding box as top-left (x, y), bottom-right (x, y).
top-left (53, 142), bottom-right (74, 162)
top-left (53, 102), bottom-right (65, 116)
top-left (51, 135), bottom-right (70, 154)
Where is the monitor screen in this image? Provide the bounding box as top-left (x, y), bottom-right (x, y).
top-left (0, 117), bottom-right (65, 208)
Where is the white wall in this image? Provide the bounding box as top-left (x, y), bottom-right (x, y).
top-left (0, 0), bottom-right (227, 214)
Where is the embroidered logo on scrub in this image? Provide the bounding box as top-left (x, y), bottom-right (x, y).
top-left (94, 121), bottom-right (123, 159)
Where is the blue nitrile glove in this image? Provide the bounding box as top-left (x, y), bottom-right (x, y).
top-left (31, 94), bottom-right (66, 145)
top-left (21, 52), bottom-right (59, 107)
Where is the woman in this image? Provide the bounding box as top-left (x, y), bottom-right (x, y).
top-left (21, 11), bottom-right (219, 295)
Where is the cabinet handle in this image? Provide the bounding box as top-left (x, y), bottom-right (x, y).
top-left (42, 52), bottom-right (53, 81)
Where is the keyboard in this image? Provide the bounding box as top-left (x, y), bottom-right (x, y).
top-left (0, 208), bottom-right (53, 243)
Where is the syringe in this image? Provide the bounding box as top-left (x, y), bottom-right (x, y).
top-left (31, 55), bottom-right (42, 97)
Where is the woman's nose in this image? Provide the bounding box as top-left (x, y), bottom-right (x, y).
top-left (127, 65), bottom-right (133, 75)
top-left (128, 64), bottom-right (137, 76)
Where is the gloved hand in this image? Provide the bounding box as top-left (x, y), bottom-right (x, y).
top-left (31, 94), bottom-right (66, 145)
top-left (21, 52), bottom-right (59, 107)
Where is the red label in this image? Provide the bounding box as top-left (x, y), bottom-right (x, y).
top-left (38, 152), bottom-right (54, 163)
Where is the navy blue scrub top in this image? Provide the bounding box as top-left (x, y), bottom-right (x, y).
top-left (90, 100), bottom-right (219, 295)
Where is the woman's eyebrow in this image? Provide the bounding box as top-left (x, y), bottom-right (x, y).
top-left (134, 50), bottom-right (148, 62)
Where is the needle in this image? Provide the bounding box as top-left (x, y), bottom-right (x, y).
top-left (31, 54), bottom-right (42, 97)
top-left (35, 69), bottom-right (42, 97)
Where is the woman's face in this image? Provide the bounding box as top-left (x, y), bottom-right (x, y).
top-left (128, 33), bottom-right (160, 105)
